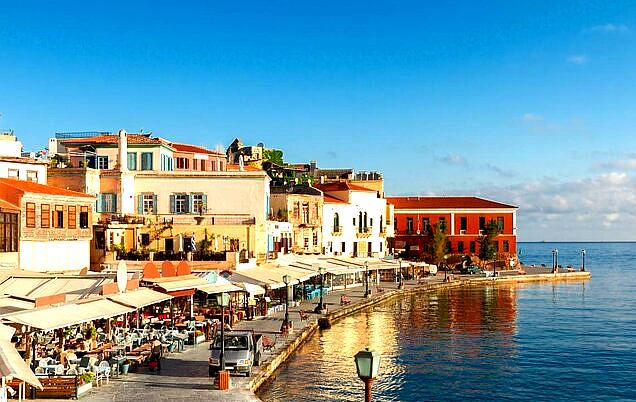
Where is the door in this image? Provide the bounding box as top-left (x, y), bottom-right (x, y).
top-left (353, 242), bottom-right (358, 257)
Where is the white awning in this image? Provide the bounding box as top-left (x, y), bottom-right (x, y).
top-left (0, 340), bottom-right (42, 389)
top-left (1, 298), bottom-right (135, 331)
top-left (234, 282), bottom-right (266, 296)
top-left (107, 288), bottom-right (172, 309)
top-left (197, 283), bottom-right (242, 295)
top-left (143, 275), bottom-right (209, 292)
top-left (230, 265), bottom-right (318, 290)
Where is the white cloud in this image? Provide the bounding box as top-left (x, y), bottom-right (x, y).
top-left (436, 154), bottom-right (467, 166)
top-left (587, 23), bottom-right (630, 34)
top-left (597, 158), bottom-right (636, 170)
top-left (567, 54), bottom-right (588, 65)
top-left (522, 113), bottom-right (543, 122)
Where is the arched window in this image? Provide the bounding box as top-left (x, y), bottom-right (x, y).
top-left (333, 213), bottom-right (340, 231)
top-left (364, 212), bottom-right (368, 231)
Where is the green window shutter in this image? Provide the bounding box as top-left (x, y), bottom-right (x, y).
top-left (138, 195), bottom-right (144, 214)
top-left (111, 194), bottom-right (118, 213)
top-left (202, 194), bottom-right (207, 214)
top-left (153, 194), bottom-right (158, 214)
top-left (128, 152), bottom-right (137, 170)
top-left (185, 194), bottom-right (191, 214)
top-left (96, 195), bottom-right (103, 213)
top-left (169, 195), bottom-right (175, 213)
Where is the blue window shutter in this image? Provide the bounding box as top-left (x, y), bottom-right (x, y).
top-left (185, 194), bottom-right (190, 214)
top-left (138, 195), bottom-right (144, 214)
top-left (153, 194), bottom-right (158, 214)
top-left (112, 194), bottom-right (118, 213)
top-left (169, 195), bottom-right (175, 213)
top-left (202, 194), bottom-right (207, 214)
top-left (96, 195), bottom-right (103, 212)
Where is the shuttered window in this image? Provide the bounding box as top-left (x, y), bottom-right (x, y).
top-left (127, 152), bottom-right (137, 170)
top-left (68, 206), bottom-right (77, 229)
top-left (79, 206), bottom-right (89, 228)
top-left (26, 203), bottom-right (36, 228)
top-left (41, 204), bottom-right (50, 228)
top-left (53, 205), bottom-right (64, 228)
top-left (141, 153), bottom-right (153, 170)
top-left (97, 194), bottom-right (117, 213)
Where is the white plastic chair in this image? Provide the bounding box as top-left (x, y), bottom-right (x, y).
top-left (54, 364), bottom-right (65, 375)
top-left (66, 367), bottom-right (78, 375)
top-left (97, 361), bottom-right (110, 385)
top-left (38, 359), bottom-right (48, 368)
top-left (34, 367), bottom-right (45, 375)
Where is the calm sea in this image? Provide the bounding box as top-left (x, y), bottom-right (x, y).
top-left (257, 242), bottom-right (636, 401)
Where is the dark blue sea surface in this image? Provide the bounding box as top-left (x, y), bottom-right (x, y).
top-left (257, 242), bottom-right (636, 401)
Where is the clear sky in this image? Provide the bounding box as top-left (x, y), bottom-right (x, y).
top-left (1, 1), bottom-right (636, 241)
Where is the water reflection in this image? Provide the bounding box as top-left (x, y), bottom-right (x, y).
top-left (258, 285), bottom-right (519, 402)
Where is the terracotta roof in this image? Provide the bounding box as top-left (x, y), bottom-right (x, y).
top-left (324, 195), bottom-right (346, 204)
top-left (226, 164), bottom-right (263, 172)
top-left (169, 143), bottom-right (223, 155)
top-left (0, 199), bottom-right (19, 211)
top-left (0, 156), bottom-right (47, 165)
top-left (0, 178), bottom-right (94, 198)
top-left (386, 196), bottom-right (517, 210)
top-left (61, 134), bottom-right (161, 145)
top-left (314, 182), bottom-right (376, 193)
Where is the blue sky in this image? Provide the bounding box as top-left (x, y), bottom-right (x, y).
top-left (2, 1), bottom-right (636, 241)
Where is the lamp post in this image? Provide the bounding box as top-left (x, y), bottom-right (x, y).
top-left (364, 262), bottom-right (370, 298)
top-left (581, 249), bottom-right (586, 271)
top-left (282, 274), bottom-right (291, 332)
top-left (443, 255), bottom-right (448, 281)
top-left (354, 348), bottom-right (381, 402)
top-left (216, 292), bottom-right (230, 372)
top-left (315, 266), bottom-right (327, 313)
top-left (398, 258), bottom-right (404, 289)
top-left (552, 249), bottom-right (559, 273)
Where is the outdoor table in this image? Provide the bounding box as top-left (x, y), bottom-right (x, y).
top-left (109, 355), bottom-right (126, 378)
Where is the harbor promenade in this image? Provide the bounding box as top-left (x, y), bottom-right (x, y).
top-left (44, 268), bottom-right (589, 401)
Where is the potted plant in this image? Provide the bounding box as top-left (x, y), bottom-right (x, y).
top-left (77, 371), bottom-right (95, 396)
top-left (121, 359), bottom-right (131, 375)
top-left (194, 330), bottom-right (205, 344)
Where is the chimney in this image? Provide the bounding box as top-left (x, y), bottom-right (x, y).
top-left (118, 129), bottom-right (128, 171)
top-left (320, 175), bottom-right (325, 184)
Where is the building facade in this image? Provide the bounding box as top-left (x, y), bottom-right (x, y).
top-left (0, 178), bottom-right (94, 272)
top-left (47, 130), bottom-right (270, 266)
top-left (269, 185), bottom-right (323, 254)
top-left (317, 182), bottom-right (393, 258)
top-left (0, 132), bottom-right (47, 184)
top-left (387, 196), bottom-right (518, 260)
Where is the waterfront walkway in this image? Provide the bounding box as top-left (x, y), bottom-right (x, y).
top-left (43, 268), bottom-right (588, 401)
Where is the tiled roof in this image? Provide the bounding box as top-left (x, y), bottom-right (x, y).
top-left (169, 143), bottom-right (223, 155)
top-left (386, 196), bottom-right (517, 210)
top-left (226, 164), bottom-right (263, 172)
top-left (0, 156), bottom-right (47, 165)
top-left (61, 134), bottom-right (161, 145)
top-left (0, 178), bottom-right (94, 198)
top-left (314, 182), bottom-right (376, 193)
top-left (324, 195), bottom-right (346, 204)
top-left (0, 199), bottom-right (19, 211)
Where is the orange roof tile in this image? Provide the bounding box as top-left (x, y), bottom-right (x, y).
top-left (61, 134), bottom-right (161, 145)
top-left (324, 195), bottom-right (346, 204)
top-left (0, 178), bottom-right (94, 198)
top-left (226, 164), bottom-right (263, 172)
top-left (0, 199), bottom-right (19, 211)
top-left (314, 182), bottom-right (376, 193)
top-left (169, 143), bottom-right (223, 155)
top-left (386, 196), bottom-right (517, 210)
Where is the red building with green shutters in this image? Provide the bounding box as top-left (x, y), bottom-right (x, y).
top-left (386, 196), bottom-right (518, 259)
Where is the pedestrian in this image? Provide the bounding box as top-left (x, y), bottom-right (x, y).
top-left (150, 337), bottom-right (162, 372)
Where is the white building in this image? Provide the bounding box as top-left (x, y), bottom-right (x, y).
top-left (316, 182), bottom-right (393, 258)
top-left (0, 132), bottom-right (47, 184)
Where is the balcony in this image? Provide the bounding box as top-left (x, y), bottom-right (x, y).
top-left (355, 227), bottom-right (372, 238)
top-left (331, 226), bottom-right (343, 236)
top-left (379, 226), bottom-right (387, 237)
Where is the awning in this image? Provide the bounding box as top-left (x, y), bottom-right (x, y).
top-left (143, 275), bottom-right (209, 292)
top-left (229, 265), bottom-right (318, 290)
top-left (197, 283), bottom-right (242, 295)
top-left (0, 342), bottom-right (42, 389)
top-left (0, 296), bottom-right (35, 315)
top-left (1, 298), bottom-right (135, 331)
top-left (107, 288), bottom-right (172, 309)
top-left (234, 282), bottom-right (266, 296)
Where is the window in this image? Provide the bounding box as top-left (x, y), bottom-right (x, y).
top-left (53, 205), bottom-right (64, 228)
top-left (141, 152), bottom-right (153, 170)
top-left (200, 160), bottom-right (206, 171)
top-left (68, 206), bottom-right (76, 229)
top-left (0, 212), bottom-right (19, 252)
top-left (26, 170), bottom-right (38, 182)
top-left (141, 233), bottom-right (151, 246)
top-left (171, 194), bottom-right (188, 214)
top-left (380, 242), bottom-right (383, 252)
top-left (219, 161), bottom-right (225, 171)
top-left (313, 232), bottom-right (318, 246)
top-left (439, 217), bottom-right (446, 233)
top-left (176, 157), bottom-right (189, 169)
top-left (192, 193), bottom-right (206, 214)
top-left (97, 156), bottom-right (109, 170)
top-left (97, 193), bottom-right (117, 213)
top-left (353, 217), bottom-right (356, 226)
top-left (479, 216), bottom-right (486, 230)
top-left (127, 152), bottom-right (137, 170)
top-left (302, 203), bottom-right (309, 224)
top-left (333, 213), bottom-right (340, 231)
top-left (457, 241), bottom-right (464, 253)
top-left (503, 240), bottom-right (510, 252)
top-left (193, 159), bottom-right (198, 170)
top-left (460, 217), bottom-right (467, 231)
top-left (7, 169), bottom-right (18, 179)
top-left (369, 218), bottom-right (373, 227)
top-left (470, 241), bottom-right (476, 253)
top-left (422, 218), bottom-right (430, 233)
top-left (406, 217), bottom-right (414, 234)
top-left (26, 203), bottom-right (36, 228)
top-left (341, 242), bottom-right (346, 252)
top-left (140, 194), bottom-right (156, 214)
top-left (79, 206), bottom-right (89, 228)
top-left (304, 237), bottom-right (309, 248)
top-left (497, 217), bottom-right (504, 232)
top-left (210, 160), bottom-right (217, 171)
top-left (41, 204), bottom-right (50, 228)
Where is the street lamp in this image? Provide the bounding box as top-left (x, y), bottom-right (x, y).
top-left (281, 274), bottom-right (291, 332)
top-left (552, 249), bottom-right (559, 273)
top-left (216, 292), bottom-right (230, 375)
top-left (443, 255), bottom-right (448, 281)
top-left (364, 262), bottom-right (370, 298)
top-left (354, 348), bottom-right (381, 402)
top-left (315, 266), bottom-right (327, 313)
top-left (581, 249), bottom-right (586, 271)
top-left (398, 258), bottom-right (404, 289)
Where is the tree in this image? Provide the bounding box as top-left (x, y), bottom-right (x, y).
top-left (430, 222), bottom-right (448, 268)
top-left (262, 149), bottom-right (284, 166)
top-left (478, 219), bottom-right (500, 268)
